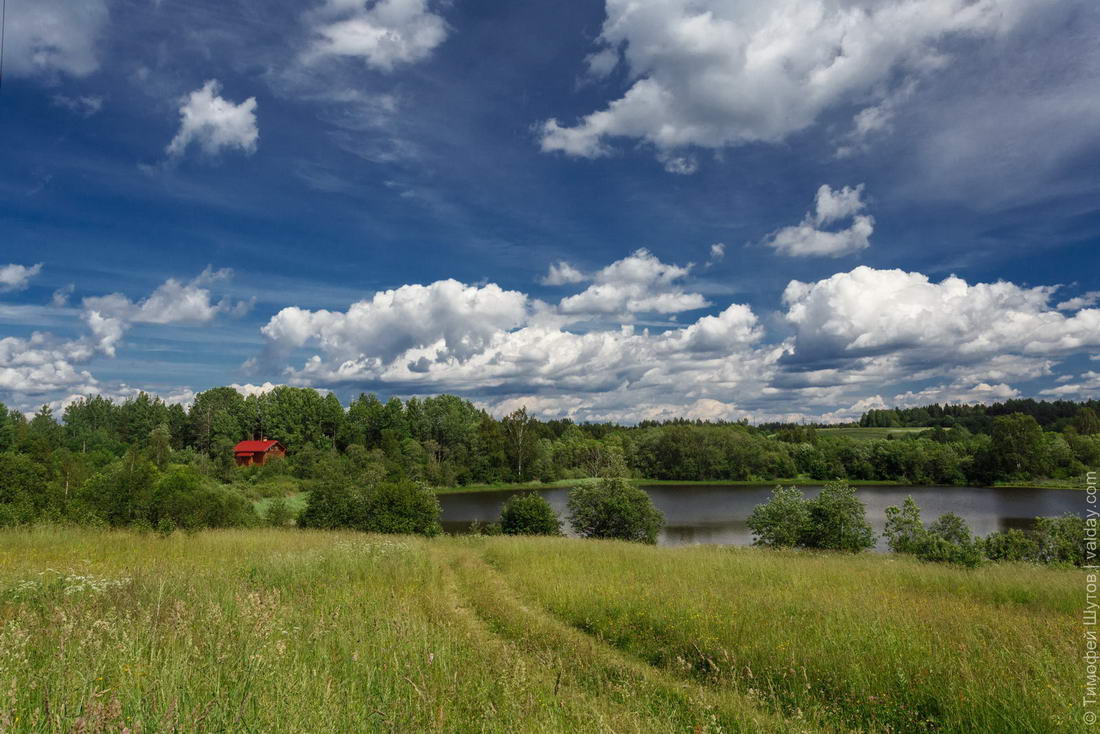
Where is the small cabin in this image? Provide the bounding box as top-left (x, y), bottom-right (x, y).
top-left (233, 439), bottom-right (286, 467)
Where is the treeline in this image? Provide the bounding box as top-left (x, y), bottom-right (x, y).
top-left (859, 398), bottom-right (1100, 433)
top-left (0, 386), bottom-right (1098, 529)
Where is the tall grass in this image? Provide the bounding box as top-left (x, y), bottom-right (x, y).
top-left (0, 528), bottom-right (1078, 732)
top-left (484, 538), bottom-right (1080, 733)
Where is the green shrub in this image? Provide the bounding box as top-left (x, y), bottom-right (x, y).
top-left (1033, 514), bottom-right (1086, 566)
top-left (914, 513), bottom-right (984, 568)
top-left (913, 534), bottom-right (985, 568)
top-left (499, 493), bottom-right (561, 536)
top-left (360, 479), bottom-right (442, 537)
top-left (981, 528), bottom-right (1040, 562)
top-left (264, 496), bottom-right (295, 527)
top-left (883, 496), bottom-right (925, 554)
top-left (567, 478), bottom-right (663, 544)
top-left (927, 513), bottom-right (971, 545)
top-left (151, 466), bottom-right (256, 529)
top-left (747, 486), bottom-right (809, 548)
top-left (801, 482), bottom-right (876, 553)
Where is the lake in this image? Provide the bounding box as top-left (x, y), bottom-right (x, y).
top-left (439, 484), bottom-right (1085, 550)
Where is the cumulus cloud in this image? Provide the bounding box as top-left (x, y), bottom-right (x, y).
top-left (539, 261), bottom-right (587, 286)
top-left (166, 81), bottom-right (259, 158)
top-left (781, 266), bottom-right (1100, 395)
top-left (0, 263), bottom-right (43, 293)
top-left (304, 0), bottom-right (449, 72)
top-left (0, 268), bottom-right (245, 413)
top-left (558, 249), bottom-right (708, 317)
top-left (261, 279), bottom-right (529, 367)
top-left (764, 184), bottom-right (874, 257)
top-left (1057, 291), bottom-right (1100, 311)
top-left (4, 0), bottom-right (109, 79)
top-left (707, 243), bottom-right (725, 265)
top-left (540, 0), bottom-right (1034, 163)
top-left (82, 268), bottom-right (247, 356)
top-left (252, 250), bottom-right (783, 423)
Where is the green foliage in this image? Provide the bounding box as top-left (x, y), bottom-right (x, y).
top-left (746, 486), bottom-right (809, 548)
top-left (883, 496), bottom-right (924, 554)
top-left (361, 479), bottom-right (442, 536)
top-left (1074, 406), bottom-right (1100, 435)
top-left (567, 477), bottom-right (663, 544)
top-left (981, 529), bottom-right (1040, 562)
top-left (801, 482), bottom-right (876, 552)
top-left (1033, 515), bottom-right (1086, 566)
top-left (299, 477), bottom-right (441, 536)
top-left (499, 492), bottom-right (561, 536)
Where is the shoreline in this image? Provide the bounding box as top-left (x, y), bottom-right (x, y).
top-left (433, 478), bottom-right (1085, 495)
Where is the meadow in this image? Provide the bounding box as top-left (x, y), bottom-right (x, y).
top-left (0, 528), bottom-right (1079, 732)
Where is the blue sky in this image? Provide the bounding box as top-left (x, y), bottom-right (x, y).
top-left (1, 0), bottom-right (1099, 422)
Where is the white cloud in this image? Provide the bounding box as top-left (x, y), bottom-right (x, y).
top-left (261, 279), bottom-right (529, 366)
top-left (51, 284), bottom-right (75, 307)
top-left (782, 266), bottom-right (1100, 392)
top-left (558, 249), bottom-right (708, 317)
top-left (1040, 371), bottom-right (1100, 398)
top-left (253, 251), bottom-right (782, 423)
top-left (539, 261), bottom-right (587, 286)
top-left (0, 268), bottom-right (244, 413)
top-left (764, 185), bottom-right (874, 257)
top-left (231, 382), bottom-right (283, 398)
top-left (305, 0), bottom-right (449, 72)
top-left (540, 0), bottom-right (1034, 163)
top-left (707, 243), bottom-right (725, 264)
top-left (0, 263), bottom-right (43, 293)
top-left (166, 81), bottom-right (259, 158)
top-left (82, 268), bottom-right (247, 356)
top-left (52, 94), bottom-right (104, 117)
top-left (1057, 291), bottom-right (1100, 311)
top-left (4, 0), bottom-right (108, 79)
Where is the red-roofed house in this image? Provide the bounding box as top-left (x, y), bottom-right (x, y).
top-left (234, 439), bottom-right (286, 467)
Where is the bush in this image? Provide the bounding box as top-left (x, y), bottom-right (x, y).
top-left (567, 478), bottom-right (663, 544)
top-left (151, 466), bottom-right (256, 529)
top-left (747, 486), bottom-right (809, 548)
top-left (927, 513), bottom-right (971, 545)
top-left (982, 528), bottom-right (1040, 562)
top-left (360, 479), bottom-right (442, 537)
top-left (1033, 514), bottom-right (1086, 566)
top-left (500, 493), bottom-right (561, 536)
top-left (801, 482), bottom-right (876, 552)
top-left (883, 496), bottom-right (925, 554)
top-left (264, 496), bottom-right (295, 527)
top-left (299, 478), bottom-right (442, 537)
top-left (913, 534), bottom-right (985, 568)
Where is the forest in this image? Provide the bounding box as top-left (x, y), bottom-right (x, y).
top-left (0, 385), bottom-right (1097, 529)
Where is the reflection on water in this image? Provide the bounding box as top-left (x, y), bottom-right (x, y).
top-left (439, 484), bottom-right (1085, 550)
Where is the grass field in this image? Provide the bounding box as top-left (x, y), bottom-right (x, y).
top-left (0, 528), bottom-right (1078, 732)
top-left (814, 427), bottom-right (930, 441)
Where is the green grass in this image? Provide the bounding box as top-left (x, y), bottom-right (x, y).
top-left (252, 491), bottom-right (309, 518)
top-left (0, 528), bottom-right (1079, 732)
top-left (815, 426), bottom-right (929, 441)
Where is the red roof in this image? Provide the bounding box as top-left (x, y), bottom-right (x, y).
top-left (234, 440), bottom-right (282, 454)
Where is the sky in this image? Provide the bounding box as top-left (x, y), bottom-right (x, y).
top-left (1, 0), bottom-right (1099, 423)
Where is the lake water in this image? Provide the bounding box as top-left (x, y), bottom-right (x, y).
top-left (439, 484), bottom-right (1085, 550)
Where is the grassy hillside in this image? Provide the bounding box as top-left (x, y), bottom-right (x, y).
top-left (0, 529), bottom-right (1077, 732)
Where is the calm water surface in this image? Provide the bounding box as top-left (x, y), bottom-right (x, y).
top-left (439, 484), bottom-right (1085, 550)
